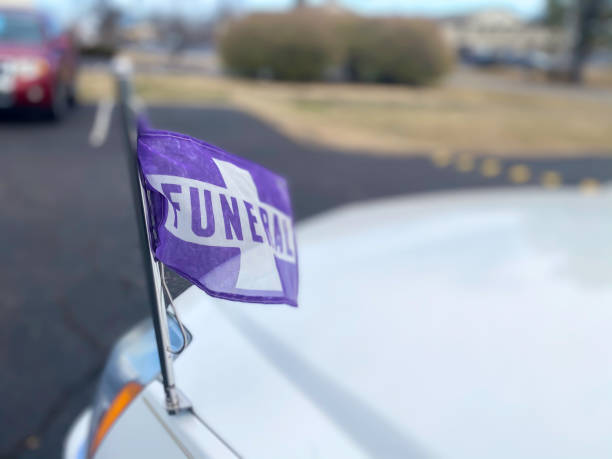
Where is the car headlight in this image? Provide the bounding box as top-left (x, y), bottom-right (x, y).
top-left (9, 58), bottom-right (49, 80)
top-left (86, 314), bottom-right (190, 458)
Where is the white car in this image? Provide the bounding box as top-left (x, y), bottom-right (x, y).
top-left (64, 186), bottom-right (612, 458)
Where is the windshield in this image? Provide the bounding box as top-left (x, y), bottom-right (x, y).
top-left (0, 11), bottom-right (43, 45)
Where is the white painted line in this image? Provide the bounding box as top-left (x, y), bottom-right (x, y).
top-left (89, 98), bottom-right (114, 148)
top-left (130, 95), bottom-right (145, 114)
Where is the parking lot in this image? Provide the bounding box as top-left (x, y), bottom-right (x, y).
top-left (1, 103), bottom-right (611, 458)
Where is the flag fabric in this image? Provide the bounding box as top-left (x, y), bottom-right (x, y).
top-left (137, 127), bottom-right (298, 307)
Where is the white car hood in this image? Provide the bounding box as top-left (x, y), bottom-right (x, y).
top-left (172, 186), bottom-right (612, 458)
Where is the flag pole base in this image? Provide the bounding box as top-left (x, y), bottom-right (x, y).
top-left (115, 57), bottom-right (193, 418)
top-left (165, 385), bottom-right (192, 415)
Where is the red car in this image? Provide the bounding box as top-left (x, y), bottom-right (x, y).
top-left (0, 7), bottom-right (77, 119)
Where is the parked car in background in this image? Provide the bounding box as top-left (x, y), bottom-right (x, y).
top-left (0, 7), bottom-right (77, 119)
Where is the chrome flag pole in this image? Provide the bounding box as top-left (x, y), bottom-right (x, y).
top-left (113, 56), bottom-right (190, 414)
top-left (113, 55), bottom-right (298, 414)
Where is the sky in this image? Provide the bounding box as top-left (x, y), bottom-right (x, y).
top-left (36, 0), bottom-right (546, 23)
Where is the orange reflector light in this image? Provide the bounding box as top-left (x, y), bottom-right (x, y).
top-left (88, 381), bottom-right (143, 458)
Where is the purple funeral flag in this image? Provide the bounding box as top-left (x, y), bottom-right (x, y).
top-left (137, 128), bottom-right (298, 306)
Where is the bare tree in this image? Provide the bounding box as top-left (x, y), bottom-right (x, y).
top-left (569, 0), bottom-right (608, 82)
top-left (545, 0), bottom-right (567, 26)
top-left (95, 0), bottom-right (122, 49)
top-left (546, 0), bottom-right (611, 83)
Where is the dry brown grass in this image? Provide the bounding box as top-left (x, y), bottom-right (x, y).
top-left (77, 68), bottom-right (115, 102)
top-left (77, 68), bottom-right (612, 157)
top-left (585, 67), bottom-right (612, 89)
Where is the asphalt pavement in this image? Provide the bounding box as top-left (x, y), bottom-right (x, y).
top-left (1, 103), bottom-right (610, 458)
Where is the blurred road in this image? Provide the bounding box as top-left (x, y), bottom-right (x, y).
top-left (1, 104), bottom-right (610, 458)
